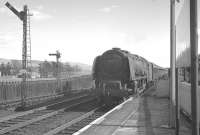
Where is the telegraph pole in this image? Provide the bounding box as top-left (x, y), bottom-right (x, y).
top-left (190, 0), bottom-right (199, 134)
top-left (175, 0), bottom-right (199, 134)
top-left (49, 50), bottom-right (61, 93)
top-left (170, 0), bottom-right (176, 128)
top-left (5, 2), bottom-right (32, 108)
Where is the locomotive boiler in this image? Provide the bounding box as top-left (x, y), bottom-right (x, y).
top-left (92, 48), bottom-right (154, 104)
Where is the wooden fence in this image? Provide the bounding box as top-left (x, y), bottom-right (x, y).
top-left (0, 75), bottom-right (92, 104)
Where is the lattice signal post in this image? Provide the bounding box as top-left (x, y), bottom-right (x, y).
top-left (5, 2), bottom-right (32, 108)
top-left (49, 50), bottom-right (61, 93)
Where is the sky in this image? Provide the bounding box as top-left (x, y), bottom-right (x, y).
top-left (0, 0), bottom-right (199, 68)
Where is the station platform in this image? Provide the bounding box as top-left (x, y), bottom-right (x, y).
top-left (74, 80), bottom-right (191, 135)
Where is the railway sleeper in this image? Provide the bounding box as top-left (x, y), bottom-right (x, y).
top-left (73, 123), bottom-right (88, 128)
top-left (66, 127), bottom-right (80, 132)
top-left (61, 130), bottom-right (76, 134)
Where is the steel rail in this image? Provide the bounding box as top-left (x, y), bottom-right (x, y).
top-left (0, 94), bottom-right (88, 123)
top-left (43, 107), bottom-right (100, 135)
top-left (0, 94), bottom-right (92, 134)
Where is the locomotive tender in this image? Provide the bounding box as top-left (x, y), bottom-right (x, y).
top-left (92, 48), bottom-right (163, 104)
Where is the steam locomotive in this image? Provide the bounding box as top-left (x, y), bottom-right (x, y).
top-left (92, 48), bottom-right (166, 104)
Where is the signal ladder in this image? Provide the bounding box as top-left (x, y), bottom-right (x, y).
top-left (26, 8), bottom-right (32, 73)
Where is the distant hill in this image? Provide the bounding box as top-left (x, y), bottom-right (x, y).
top-left (0, 58), bottom-right (11, 64)
top-left (0, 58), bottom-right (42, 68)
top-left (0, 58), bottom-right (92, 72)
top-left (67, 62), bottom-right (92, 72)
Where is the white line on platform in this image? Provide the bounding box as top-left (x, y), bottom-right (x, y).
top-left (115, 104), bottom-right (123, 110)
top-left (73, 97), bottom-right (134, 135)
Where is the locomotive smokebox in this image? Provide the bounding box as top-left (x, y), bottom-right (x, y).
top-left (93, 48), bottom-right (130, 82)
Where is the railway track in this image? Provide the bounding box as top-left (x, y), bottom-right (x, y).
top-left (0, 86), bottom-right (153, 135)
top-left (42, 92), bottom-right (147, 135)
top-left (0, 94), bottom-right (94, 135)
top-left (43, 105), bottom-right (112, 135)
top-left (42, 87), bottom-right (152, 135)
